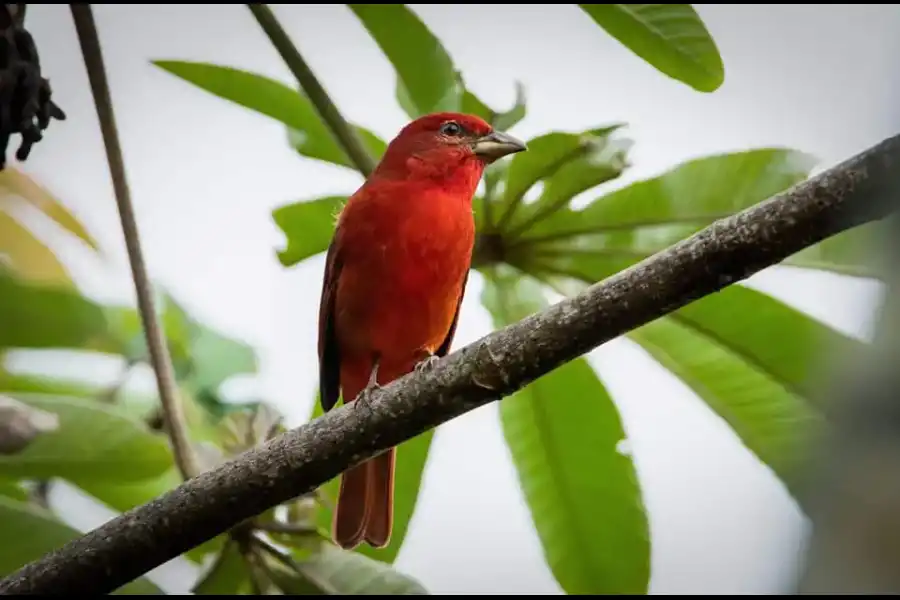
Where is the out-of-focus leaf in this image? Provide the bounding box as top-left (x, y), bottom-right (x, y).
top-left (0, 371), bottom-right (106, 400)
top-left (492, 125), bottom-right (625, 232)
top-left (462, 82), bottom-right (528, 132)
top-left (782, 223), bottom-right (883, 279)
top-left (152, 61), bottom-right (386, 168)
top-left (579, 4), bottom-right (725, 92)
top-left (0, 211), bottom-right (72, 289)
top-left (0, 479), bottom-right (27, 501)
top-left (0, 393), bottom-right (173, 483)
top-left (0, 274), bottom-right (112, 352)
top-left (0, 495), bottom-right (163, 594)
top-left (628, 315), bottom-right (825, 500)
top-left (349, 4), bottom-right (461, 117)
top-left (273, 541), bottom-right (428, 594)
top-left (103, 290), bottom-right (259, 396)
top-left (0, 394), bottom-right (59, 455)
top-left (0, 167), bottom-right (101, 251)
top-left (308, 393), bottom-right (431, 565)
top-left (272, 196), bottom-right (344, 267)
top-left (481, 267), bottom-right (650, 594)
top-left (193, 538), bottom-right (252, 594)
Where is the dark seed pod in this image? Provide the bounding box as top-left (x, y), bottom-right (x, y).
top-left (0, 4), bottom-right (65, 170)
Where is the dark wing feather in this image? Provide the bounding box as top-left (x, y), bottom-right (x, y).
top-left (434, 266), bottom-right (470, 358)
top-left (317, 238), bottom-right (343, 412)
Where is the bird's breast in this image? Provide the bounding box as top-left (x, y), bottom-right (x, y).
top-left (334, 193), bottom-right (475, 367)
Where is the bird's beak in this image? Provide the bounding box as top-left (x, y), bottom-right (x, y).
top-left (471, 130), bottom-right (527, 161)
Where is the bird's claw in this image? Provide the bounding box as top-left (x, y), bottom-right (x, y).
top-left (353, 382), bottom-right (381, 416)
top-left (415, 354), bottom-right (440, 374)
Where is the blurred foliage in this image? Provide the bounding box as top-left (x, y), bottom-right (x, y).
top-left (0, 3), bottom-right (884, 596)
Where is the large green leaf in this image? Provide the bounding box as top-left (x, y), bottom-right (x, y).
top-left (273, 195), bottom-right (344, 267)
top-left (0, 496), bottom-right (163, 594)
top-left (0, 274), bottom-right (112, 352)
top-left (514, 148), bottom-right (877, 279)
top-left (481, 268), bottom-right (650, 594)
top-left (579, 4), bottom-right (725, 92)
top-left (0, 393), bottom-right (173, 483)
top-left (348, 4), bottom-right (461, 118)
top-left (628, 314), bottom-right (825, 500)
top-left (273, 542), bottom-right (428, 594)
top-left (491, 125), bottom-right (626, 232)
top-left (152, 61), bottom-right (387, 169)
top-left (308, 393), bottom-right (432, 565)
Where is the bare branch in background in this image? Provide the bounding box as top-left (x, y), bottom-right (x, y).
top-left (68, 4), bottom-right (199, 481)
top-left (0, 131), bottom-right (897, 595)
top-left (247, 3), bottom-right (377, 177)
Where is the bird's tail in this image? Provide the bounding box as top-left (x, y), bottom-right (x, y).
top-left (333, 447), bottom-right (396, 549)
top-left (332, 366), bottom-right (396, 550)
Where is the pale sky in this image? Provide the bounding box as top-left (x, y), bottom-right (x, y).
top-left (7, 3), bottom-right (900, 595)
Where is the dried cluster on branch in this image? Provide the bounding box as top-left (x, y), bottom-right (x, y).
top-left (0, 4), bottom-right (65, 169)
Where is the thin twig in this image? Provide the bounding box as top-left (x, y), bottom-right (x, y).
top-left (69, 4), bottom-right (199, 481)
top-left (247, 4), bottom-right (376, 177)
top-left (1, 132), bottom-right (898, 595)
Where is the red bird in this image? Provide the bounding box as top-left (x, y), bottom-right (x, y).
top-left (317, 112), bottom-right (526, 549)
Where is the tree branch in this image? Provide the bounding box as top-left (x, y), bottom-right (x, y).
top-left (69, 5), bottom-right (199, 481)
top-left (1, 133), bottom-right (898, 594)
top-left (246, 3), bottom-right (377, 177)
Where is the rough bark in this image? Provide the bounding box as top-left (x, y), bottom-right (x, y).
top-left (0, 133), bottom-right (898, 594)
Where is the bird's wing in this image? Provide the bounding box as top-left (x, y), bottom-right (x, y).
top-left (317, 236), bottom-right (343, 413)
top-left (434, 266), bottom-right (470, 358)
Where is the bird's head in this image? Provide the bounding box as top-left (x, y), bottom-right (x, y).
top-left (372, 112), bottom-right (527, 184)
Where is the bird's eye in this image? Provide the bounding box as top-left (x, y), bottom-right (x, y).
top-left (440, 121), bottom-right (462, 136)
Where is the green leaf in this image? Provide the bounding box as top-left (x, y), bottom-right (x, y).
top-left (622, 285), bottom-right (858, 504)
top-left (308, 394), bottom-right (432, 565)
top-left (0, 393), bottom-right (173, 483)
top-left (781, 222), bottom-right (883, 279)
top-left (0, 274), bottom-right (111, 352)
top-left (481, 267), bottom-right (650, 594)
top-left (349, 4), bottom-right (461, 117)
top-left (628, 312), bottom-right (826, 500)
top-left (579, 4), bottom-right (725, 92)
top-left (462, 82), bottom-right (528, 132)
top-left (276, 541), bottom-right (428, 594)
top-left (152, 61), bottom-right (386, 169)
top-left (193, 538), bottom-right (252, 594)
top-left (0, 479), bottom-right (27, 501)
top-left (0, 167), bottom-right (101, 252)
top-left (0, 495), bottom-right (163, 594)
top-left (273, 196), bottom-right (344, 267)
top-left (513, 148), bottom-right (824, 283)
top-left (0, 211), bottom-right (72, 289)
top-left (503, 131), bottom-right (631, 239)
top-left (492, 125), bottom-right (626, 232)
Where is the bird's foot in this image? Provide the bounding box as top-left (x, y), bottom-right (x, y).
top-left (353, 381), bottom-right (382, 416)
top-left (414, 354), bottom-right (440, 374)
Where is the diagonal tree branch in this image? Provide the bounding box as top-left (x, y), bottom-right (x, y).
top-left (0, 133), bottom-right (898, 595)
